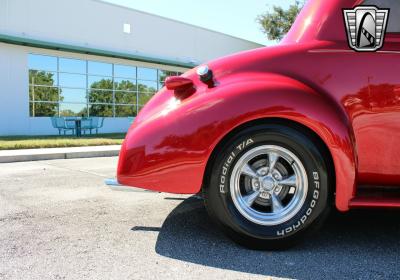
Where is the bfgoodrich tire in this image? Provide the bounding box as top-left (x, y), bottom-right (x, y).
top-left (203, 124), bottom-right (332, 250)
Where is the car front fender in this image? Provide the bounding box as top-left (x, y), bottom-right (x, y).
top-left (117, 73), bottom-right (356, 211)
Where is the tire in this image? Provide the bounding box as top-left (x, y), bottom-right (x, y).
top-left (203, 124), bottom-right (332, 250)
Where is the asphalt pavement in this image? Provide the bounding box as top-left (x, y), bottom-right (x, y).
top-left (1, 157), bottom-right (400, 280)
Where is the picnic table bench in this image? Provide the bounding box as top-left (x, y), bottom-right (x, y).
top-left (51, 117), bottom-right (105, 137)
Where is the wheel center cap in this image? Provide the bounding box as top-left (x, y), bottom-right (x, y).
top-left (262, 177), bottom-right (276, 191)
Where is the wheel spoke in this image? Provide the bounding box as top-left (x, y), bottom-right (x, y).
top-left (243, 191), bottom-right (260, 207)
top-left (268, 152), bottom-right (279, 173)
top-left (241, 163), bottom-right (258, 178)
top-left (271, 193), bottom-right (284, 212)
top-left (278, 175), bottom-right (297, 187)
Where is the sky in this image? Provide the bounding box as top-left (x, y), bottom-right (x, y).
top-left (102, 0), bottom-right (295, 46)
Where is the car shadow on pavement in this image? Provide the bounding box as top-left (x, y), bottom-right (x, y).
top-left (154, 196), bottom-right (400, 279)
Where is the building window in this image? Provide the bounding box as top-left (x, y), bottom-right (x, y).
top-left (28, 54), bottom-right (185, 117)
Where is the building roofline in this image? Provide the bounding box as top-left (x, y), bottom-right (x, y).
top-left (93, 0), bottom-right (264, 47)
top-left (0, 33), bottom-right (197, 68)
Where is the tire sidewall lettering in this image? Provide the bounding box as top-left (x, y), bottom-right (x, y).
top-left (219, 138), bottom-right (254, 194)
top-left (277, 171), bottom-right (320, 236)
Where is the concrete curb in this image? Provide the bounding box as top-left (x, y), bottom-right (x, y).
top-left (0, 145), bottom-right (121, 163)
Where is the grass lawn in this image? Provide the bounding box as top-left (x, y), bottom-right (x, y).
top-left (0, 133), bottom-right (126, 150)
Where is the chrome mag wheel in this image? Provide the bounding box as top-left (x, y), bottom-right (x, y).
top-left (230, 145), bottom-right (308, 226)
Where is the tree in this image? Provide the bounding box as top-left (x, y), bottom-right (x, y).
top-left (59, 108), bottom-right (87, 117)
top-left (115, 79), bottom-right (137, 117)
top-left (138, 82), bottom-right (157, 106)
top-left (88, 78), bottom-right (114, 117)
top-left (29, 70), bottom-right (60, 117)
top-left (88, 78), bottom-right (157, 117)
top-left (257, 1), bottom-right (304, 41)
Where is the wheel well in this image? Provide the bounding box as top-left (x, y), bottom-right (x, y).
top-left (202, 118), bottom-right (335, 196)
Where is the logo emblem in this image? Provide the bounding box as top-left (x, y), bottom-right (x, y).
top-left (343, 6), bottom-right (389, 52)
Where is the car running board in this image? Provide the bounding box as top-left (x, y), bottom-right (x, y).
top-left (350, 185), bottom-right (400, 208)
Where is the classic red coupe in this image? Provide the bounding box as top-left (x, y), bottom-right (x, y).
top-left (109, 0), bottom-right (400, 249)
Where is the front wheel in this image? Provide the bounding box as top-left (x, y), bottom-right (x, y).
top-left (204, 124), bottom-right (332, 250)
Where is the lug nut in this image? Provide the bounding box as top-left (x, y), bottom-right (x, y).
top-left (260, 192), bottom-right (270, 199)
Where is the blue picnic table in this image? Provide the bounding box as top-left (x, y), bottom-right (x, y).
top-left (51, 117), bottom-right (105, 137)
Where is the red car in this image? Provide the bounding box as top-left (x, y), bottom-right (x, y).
top-left (110, 0), bottom-right (400, 249)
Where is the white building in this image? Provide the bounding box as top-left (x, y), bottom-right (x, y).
top-left (0, 0), bottom-right (262, 136)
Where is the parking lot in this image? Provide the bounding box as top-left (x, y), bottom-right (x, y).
top-left (1, 157), bottom-right (400, 280)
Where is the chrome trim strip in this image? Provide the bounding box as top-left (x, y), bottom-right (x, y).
top-left (308, 49), bottom-right (354, 53)
top-left (105, 178), bottom-right (138, 192)
top-left (309, 49), bottom-right (400, 54)
top-left (105, 178), bottom-right (122, 186)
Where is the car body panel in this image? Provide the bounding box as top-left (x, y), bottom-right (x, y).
top-left (118, 69), bottom-right (356, 211)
